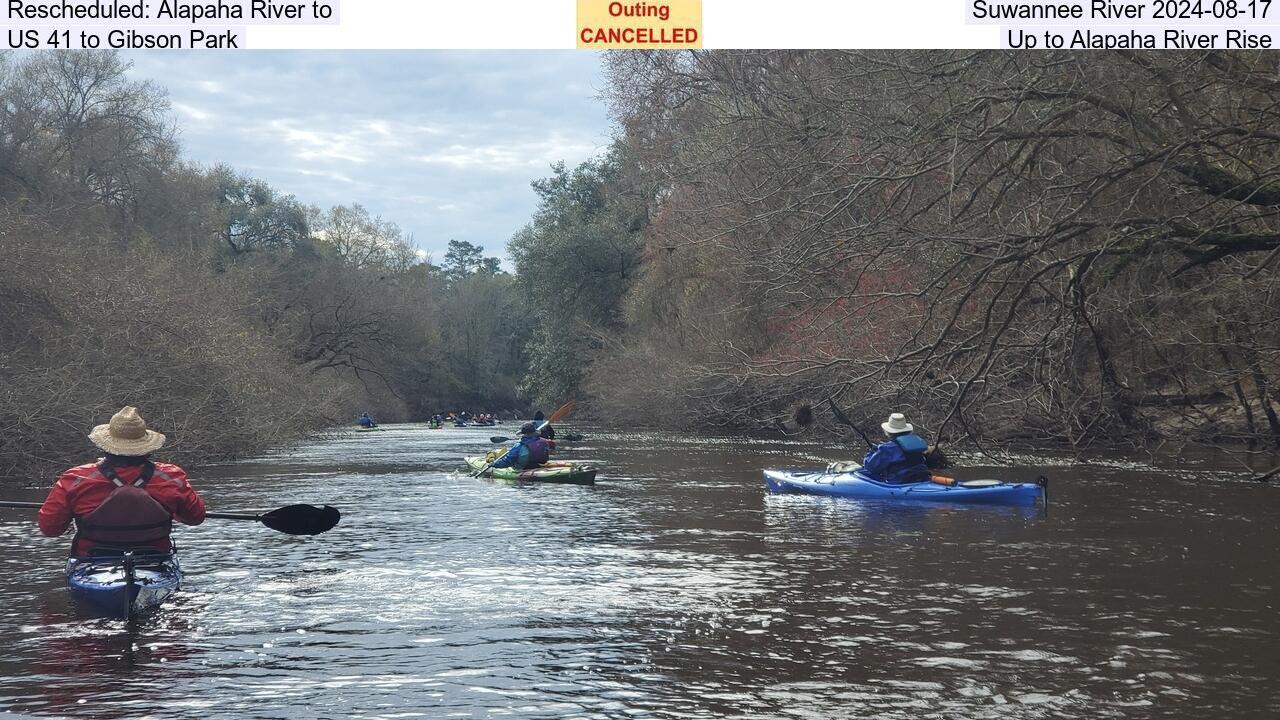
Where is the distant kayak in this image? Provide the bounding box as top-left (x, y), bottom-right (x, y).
top-left (464, 456), bottom-right (597, 485)
top-left (764, 467), bottom-right (1045, 507)
top-left (356, 427), bottom-right (383, 432)
top-left (66, 552), bottom-right (181, 618)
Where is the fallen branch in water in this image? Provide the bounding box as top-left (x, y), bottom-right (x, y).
top-left (1250, 466), bottom-right (1280, 482)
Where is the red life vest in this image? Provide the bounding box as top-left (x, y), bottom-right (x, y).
top-left (73, 463), bottom-right (173, 553)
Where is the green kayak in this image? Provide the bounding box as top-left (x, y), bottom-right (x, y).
top-left (356, 427), bottom-right (384, 432)
top-left (464, 456), bottom-right (597, 485)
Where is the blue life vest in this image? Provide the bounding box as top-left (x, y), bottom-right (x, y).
top-left (862, 433), bottom-right (931, 484)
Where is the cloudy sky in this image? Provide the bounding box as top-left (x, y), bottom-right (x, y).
top-left (124, 52), bottom-right (613, 263)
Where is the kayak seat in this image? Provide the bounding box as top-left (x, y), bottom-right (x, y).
top-left (81, 542), bottom-right (178, 558)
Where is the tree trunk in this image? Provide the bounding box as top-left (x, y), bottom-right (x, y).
top-left (1213, 325), bottom-right (1257, 437)
top-left (1071, 253), bottom-right (1143, 430)
top-left (1249, 360), bottom-right (1280, 446)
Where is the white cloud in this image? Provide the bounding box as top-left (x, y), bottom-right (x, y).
top-left (295, 168), bottom-right (357, 184)
top-left (415, 137), bottom-right (599, 170)
top-left (174, 103), bottom-right (212, 122)
top-left (126, 51), bottom-right (610, 261)
top-left (266, 121), bottom-right (375, 163)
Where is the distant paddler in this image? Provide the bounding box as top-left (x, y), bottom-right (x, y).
top-left (532, 410), bottom-right (556, 441)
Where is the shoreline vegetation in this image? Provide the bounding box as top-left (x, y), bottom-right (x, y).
top-left (3, 50), bottom-right (1279, 481)
top-left (0, 51), bottom-right (524, 479)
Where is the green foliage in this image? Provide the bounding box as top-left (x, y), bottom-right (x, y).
top-left (440, 239), bottom-right (503, 286)
top-left (517, 325), bottom-right (586, 409)
top-left (437, 272), bottom-right (527, 407)
top-left (212, 166), bottom-right (311, 254)
top-left (509, 141), bottom-right (652, 405)
top-left (441, 240), bottom-right (483, 280)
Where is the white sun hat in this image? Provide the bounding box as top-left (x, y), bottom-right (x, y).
top-left (88, 406), bottom-right (166, 456)
top-left (881, 412), bottom-right (914, 435)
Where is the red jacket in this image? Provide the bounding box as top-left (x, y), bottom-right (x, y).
top-left (39, 460), bottom-right (207, 557)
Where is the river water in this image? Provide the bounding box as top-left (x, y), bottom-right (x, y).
top-left (0, 423), bottom-right (1276, 719)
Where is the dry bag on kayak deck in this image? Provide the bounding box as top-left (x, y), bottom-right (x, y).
top-left (74, 462), bottom-right (173, 551)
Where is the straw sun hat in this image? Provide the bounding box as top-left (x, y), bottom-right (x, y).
top-left (88, 406), bottom-right (166, 456)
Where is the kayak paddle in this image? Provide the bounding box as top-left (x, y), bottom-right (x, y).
top-left (473, 400), bottom-right (576, 477)
top-left (824, 394), bottom-right (957, 468)
top-left (825, 399), bottom-right (951, 469)
top-left (825, 399), bottom-right (876, 449)
top-left (490, 432), bottom-right (584, 444)
top-left (207, 504), bottom-right (341, 535)
top-left (543, 399), bottom-right (576, 426)
top-left (0, 501), bottom-right (341, 536)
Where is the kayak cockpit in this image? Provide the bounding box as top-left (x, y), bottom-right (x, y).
top-left (66, 550), bottom-right (181, 619)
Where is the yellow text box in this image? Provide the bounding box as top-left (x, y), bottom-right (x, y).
top-left (577, 0), bottom-right (702, 49)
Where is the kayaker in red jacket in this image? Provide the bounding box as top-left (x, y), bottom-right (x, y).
top-left (38, 406), bottom-right (206, 558)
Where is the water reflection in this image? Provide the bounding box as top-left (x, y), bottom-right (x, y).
top-left (0, 424), bottom-right (1276, 718)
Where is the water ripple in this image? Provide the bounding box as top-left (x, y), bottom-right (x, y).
top-left (0, 424), bottom-right (1277, 718)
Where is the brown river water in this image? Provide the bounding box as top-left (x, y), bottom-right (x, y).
top-left (0, 423), bottom-right (1277, 719)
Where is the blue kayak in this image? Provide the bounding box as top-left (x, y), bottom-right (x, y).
top-left (764, 467), bottom-right (1046, 507)
top-left (66, 551), bottom-right (181, 618)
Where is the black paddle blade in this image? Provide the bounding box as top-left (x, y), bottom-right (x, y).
top-left (490, 435), bottom-right (510, 443)
top-left (792, 404), bottom-right (815, 427)
top-left (260, 504), bottom-right (341, 535)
